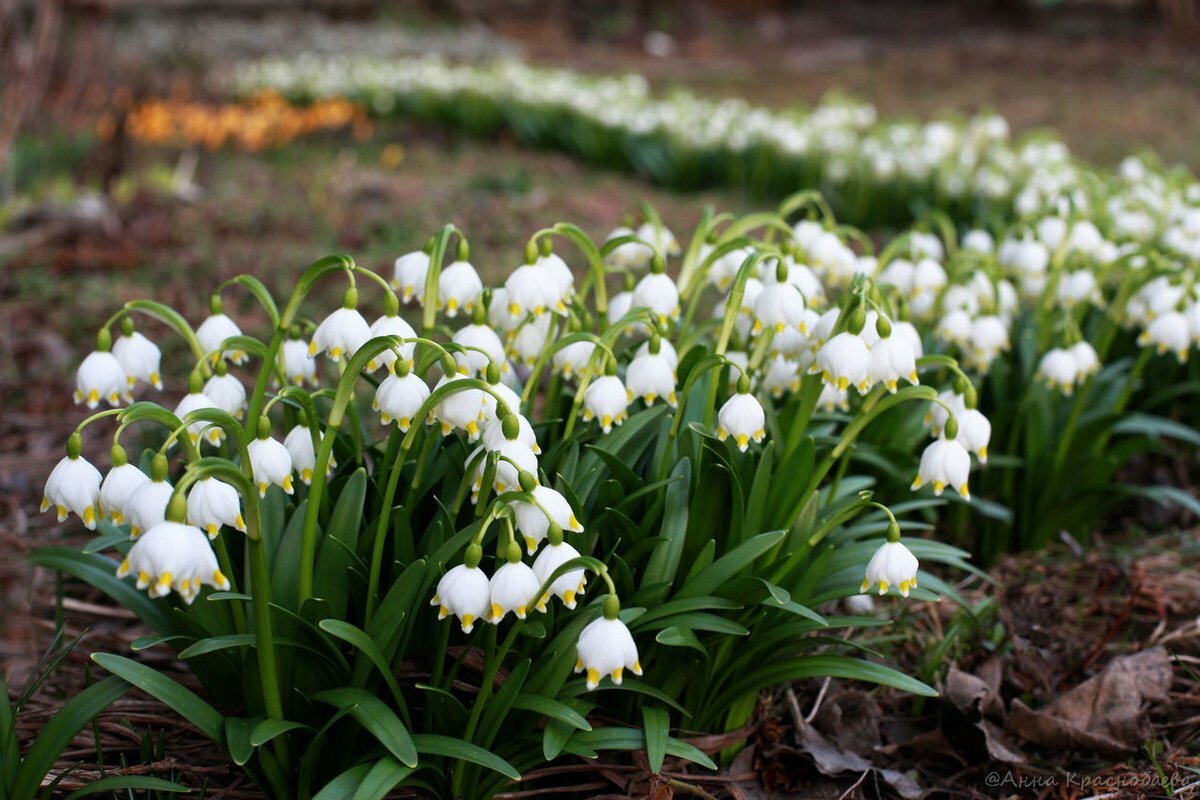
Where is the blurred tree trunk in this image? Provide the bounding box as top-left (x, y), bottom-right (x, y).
top-left (0, 0), bottom-right (62, 183)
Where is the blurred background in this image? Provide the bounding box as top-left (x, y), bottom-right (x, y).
top-left (2, 0), bottom-right (1199, 649)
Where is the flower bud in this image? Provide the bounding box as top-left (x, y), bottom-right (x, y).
top-left (524, 239), bottom-right (538, 265)
top-left (944, 414), bottom-right (959, 440)
top-left (875, 314), bottom-right (893, 339)
top-left (650, 253), bottom-right (665, 274)
top-left (67, 432), bottom-right (83, 459)
top-left (886, 519), bottom-right (901, 543)
top-left (518, 470), bottom-right (537, 493)
top-left (119, 316), bottom-right (135, 337)
top-left (846, 307), bottom-right (866, 336)
top-left (775, 260), bottom-right (788, 284)
top-left (464, 543), bottom-right (483, 569)
top-left (166, 492), bottom-right (188, 523)
top-left (151, 453), bottom-right (169, 482)
top-left (456, 237), bottom-right (470, 263)
top-left (736, 373), bottom-right (751, 394)
top-left (539, 237), bottom-right (553, 258)
top-left (209, 294), bottom-right (223, 315)
top-left (257, 415), bottom-right (272, 440)
top-left (96, 327), bottom-right (112, 353)
top-left (547, 521), bottom-right (564, 546)
top-left (603, 593), bottom-right (621, 620)
top-left (486, 361), bottom-right (500, 386)
top-left (188, 370), bottom-right (204, 395)
top-left (503, 414), bottom-right (521, 442)
top-left (506, 539), bottom-right (523, 564)
top-left (110, 443), bottom-right (128, 467)
top-left (342, 287), bottom-right (358, 310)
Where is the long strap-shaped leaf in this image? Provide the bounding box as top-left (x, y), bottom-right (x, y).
top-left (91, 653), bottom-right (224, 743)
top-left (10, 676), bottom-right (131, 800)
top-left (311, 688), bottom-right (417, 768)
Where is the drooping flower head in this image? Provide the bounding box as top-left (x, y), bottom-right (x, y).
top-left (575, 595), bottom-right (642, 690)
top-left (42, 433), bottom-right (102, 530)
top-left (431, 545), bottom-right (490, 633)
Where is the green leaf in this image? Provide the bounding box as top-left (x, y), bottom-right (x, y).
top-left (677, 530), bottom-right (786, 598)
top-left (1112, 412), bottom-right (1200, 447)
top-left (565, 727), bottom-right (717, 770)
top-left (315, 469), bottom-right (368, 619)
top-left (319, 619), bottom-right (405, 709)
top-left (655, 626), bottom-right (708, 658)
top-left (224, 717), bottom-right (256, 766)
top-left (352, 757), bottom-right (413, 800)
top-left (510, 695), bottom-right (592, 731)
top-left (312, 688), bottom-right (417, 768)
top-left (90, 654), bottom-right (224, 743)
top-left (62, 776), bottom-right (191, 799)
top-left (312, 764), bottom-right (371, 800)
top-left (642, 458), bottom-right (692, 595)
top-left (412, 734), bottom-right (521, 781)
top-left (642, 707), bottom-right (669, 774)
top-left (29, 549), bottom-right (174, 635)
top-left (250, 718), bottom-right (311, 747)
top-left (713, 654), bottom-right (937, 711)
top-left (11, 676), bottom-right (131, 800)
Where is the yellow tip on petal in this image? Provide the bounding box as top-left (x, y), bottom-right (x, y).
top-left (461, 613), bottom-right (475, 632)
top-left (586, 668), bottom-right (600, 690)
top-left (899, 579), bottom-right (911, 597)
top-left (861, 579), bottom-right (870, 592)
top-left (563, 589), bottom-right (576, 609)
top-left (878, 579), bottom-right (889, 596)
top-left (612, 666), bottom-right (624, 685)
top-left (490, 603), bottom-right (503, 622)
top-left (282, 474), bottom-right (294, 494)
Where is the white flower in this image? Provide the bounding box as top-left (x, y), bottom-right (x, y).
top-left (431, 374), bottom-right (486, 438)
top-left (375, 371), bottom-right (430, 430)
top-left (635, 221), bottom-right (681, 259)
top-left (113, 331), bottom-right (162, 391)
top-left (1139, 312), bottom-right (1191, 363)
top-left (553, 340), bottom-right (597, 379)
top-left (393, 250), bottom-right (430, 303)
top-left (575, 615), bottom-right (642, 690)
top-left (282, 338), bottom-right (317, 386)
top-left (186, 478), bottom-right (245, 538)
top-left (631, 272), bottom-right (680, 325)
top-left (488, 288), bottom-right (521, 334)
top-left (962, 229), bottom-right (994, 254)
top-left (716, 391), bottom-right (765, 452)
top-left (582, 375), bottom-right (630, 433)
top-left (926, 390), bottom-right (966, 436)
top-left (174, 392), bottom-right (224, 447)
top-left (248, 435), bottom-right (295, 497)
top-left (604, 226), bottom-right (652, 270)
top-left (539, 253), bottom-right (575, 310)
top-left (42, 454), bottom-right (102, 529)
top-left (203, 372), bottom-right (247, 419)
top-left (284, 424), bottom-right (336, 485)
top-left (310, 307), bottom-right (371, 363)
top-left (488, 560), bottom-right (543, 622)
top-left (1057, 270), bottom-right (1102, 309)
top-left (117, 521), bottom-right (229, 603)
top-left (125, 478), bottom-right (174, 538)
top-left (892, 320), bottom-right (924, 359)
top-left (814, 332), bottom-right (872, 395)
top-left (506, 263), bottom-right (552, 319)
top-left (606, 290), bottom-right (634, 326)
top-left (625, 352), bottom-right (677, 407)
top-left (955, 408), bottom-right (992, 463)
top-left (935, 310), bottom-right (972, 348)
top-left (511, 485), bottom-right (583, 554)
top-left (480, 377), bottom-right (523, 423)
top-left (761, 355), bottom-right (800, 398)
top-left (861, 540), bottom-right (920, 597)
top-left (438, 260), bottom-right (483, 317)
top-left (635, 337), bottom-right (679, 370)
top-left (911, 258), bottom-right (947, 298)
top-left (1070, 341), bottom-right (1100, 377)
top-left (98, 463), bottom-right (148, 525)
top-left (196, 313), bottom-right (248, 364)
top-left (366, 315), bottom-right (417, 373)
top-left (870, 333), bottom-right (919, 393)
top-left (912, 438), bottom-right (972, 499)
top-left (753, 280), bottom-right (807, 334)
top-left (482, 413), bottom-right (541, 455)
top-left (453, 324), bottom-right (507, 376)
top-left (75, 351), bottom-right (129, 409)
top-left (533, 540), bottom-right (587, 609)
top-left (1038, 347), bottom-right (1079, 394)
top-left (964, 315), bottom-right (1010, 372)
top-left (431, 563), bottom-right (490, 633)
top-left (811, 308), bottom-right (840, 346)
top-left (817, 382), bottom-right (850, 412)
top-left (510, 315), bottom-right (552, 367)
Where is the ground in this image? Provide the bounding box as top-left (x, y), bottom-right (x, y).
top-left (2, 2), bottom-right (1199, 797)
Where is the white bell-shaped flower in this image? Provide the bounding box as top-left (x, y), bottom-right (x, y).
top-left (635, 221), bottom-right (681, 259)
top-left (1057, 270), bottom-right (1102, 309)
top-left (196, 312), bottom-right (248, 364)
top-left (431, 560), bottom-right (490, 633)
top-left (488, 550), bottom-right (543, 622)
top-left (75, 351), bottom-right (129, 409)
top-left (935, 309), bottom-right (973, 348)
top-left (284, 424), bottom-right (336, 485)
top-left (174, 391), bottom-right (224, 447)
top-left (393, 250), bottom-right (430, 304)
top-left (861, 539), bottom-right (920, 597)
top-left (911, 258), bottom-right (947, 299)
top-left (753, 280), bottom-right (807, 334)
top-left (892, 321), bottom-right (924, 359)
top-left (203, 371), bottom-right (246, 419)
top-left (553, 340), bottom-right (597, 379)
top-left (186, 477), bottom-right (245, 539)
top-left (1070, 341), bottom-right (1100, 378)
top-left (488, 288), bottom-right (521, 334)
top-left (604, 226), bottom-right (652, 270)
top-left (431, 373), bottom-right (486, 438)
top-left (816, 382), bottom-right (850, 412)
top-left (511, 484), bottom-right (583, 554)
top-left (310, 305), bottom-right (371, 364)
top-left (482, 413), bottom-right (540, 455)
top-left (625, 352), bottom-right (677, 407)
top-left (453, 323), bottom-right (507, 376)
top-left (582, 374), bottom-right (630, 433)
top-left (509, 315), bottom-right (552, 367)
top-left (631, 271), bottom-right (680, 325)
top-left (954, 408), bottom-right (992, 463)
top-left (248, 431), bottom-right (294, 498)
top-left (98, 459), bottom-right (148, 525)
top-left (282, 338), bottom-right (317, 386)
top-left (912, 438), bottom-right (972, 499)
top-left (112, 330), bottom-right (162, 391)
top-left (868, 333), bottom-right (919, 394)
top-left (505, 263), bottom-right (552, 319)
top-left (926, 390), bottom-right (966, 437)
top-left (480, 377), bottom-right (523, 423)
top-left (125, 477), bottom-right (174, 538)
top-left (117, 520), bottom-right (230, 604)
top-left (606, 290), bottom-right (635, 327)
top-left (575, 600), bottom-right (642, 690)
top-left (366, 314), bottom-right (417, 373)
top-left (375, 370), bottom-right (430, 430)
top-left (438, 260), bottom-right (483, 318)
top-left (962, 229), bottom-right (994, 254)
top-left (716, 388), bottom-right (766, 452)
top-left (533, 539), bottom-right (587, 609)
top-left (540, 253), bottom-right (575, 309)
top-left (471, 438), bottom-right (537, 497)
top-left (760, 355), bottom-right (801, 398)
top-left (1138, 312), bottom-right (1191, 363)
top-left (1038, 348), bottom-right (1079, 394)
top-left (811, 308), bottom-right (840, 347)
top-left (42, 446), bottom-right (102, 529)
top-left (814, 332), bottom-right (872, 395)
top-left (964, 315), bottom-right (1010, 372)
